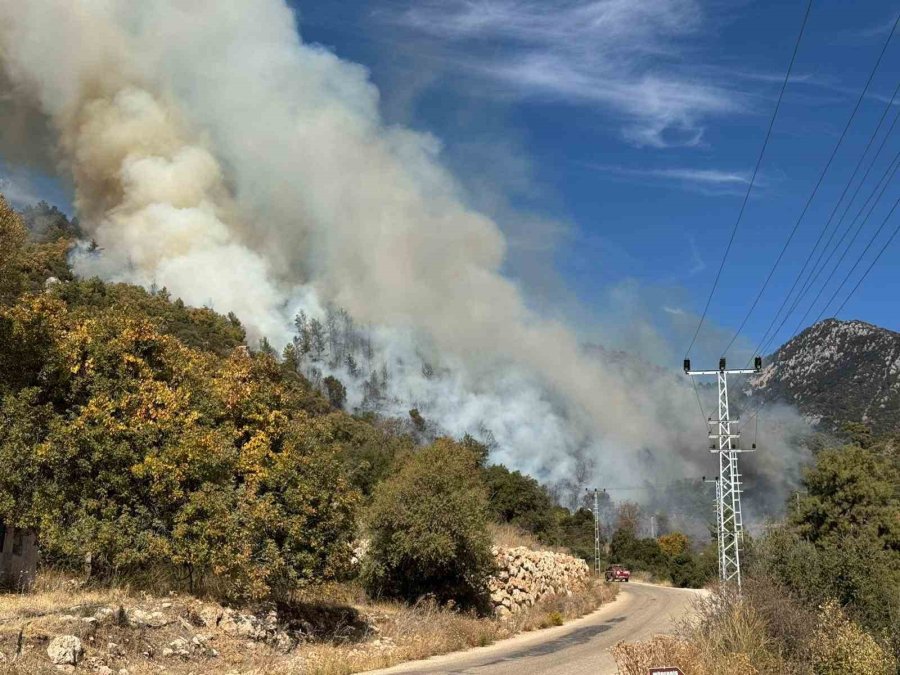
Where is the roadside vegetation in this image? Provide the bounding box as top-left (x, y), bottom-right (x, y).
top-left (614, 424), bottom-right (899, 674)
top-left (0, 195), bottom-right (621, 672)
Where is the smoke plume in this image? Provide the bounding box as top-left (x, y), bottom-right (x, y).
top-left (0, 0), bottom-right (809, 506)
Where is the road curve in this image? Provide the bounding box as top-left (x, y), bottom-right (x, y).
top-left (366, 582), bottom-right (703, 675)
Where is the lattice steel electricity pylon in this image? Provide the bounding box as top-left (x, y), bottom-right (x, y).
top-left (587, 488), bottom-right (602, 577)
top-left (703, 475), bottom-right (723, 582)
top-left (685, 357), bottom-right (761, 591)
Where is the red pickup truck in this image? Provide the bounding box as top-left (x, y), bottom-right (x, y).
top-left (604, 564), bottom-right (631, 582)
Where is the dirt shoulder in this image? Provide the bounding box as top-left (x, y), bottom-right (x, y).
top-left (0, 574), bottom-right (617, 674)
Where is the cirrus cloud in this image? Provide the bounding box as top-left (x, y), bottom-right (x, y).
top-left (381, 0), bottom-right (745, 147)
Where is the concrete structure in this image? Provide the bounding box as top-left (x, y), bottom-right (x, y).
top-left (0, 522), bottom-right (38, 589)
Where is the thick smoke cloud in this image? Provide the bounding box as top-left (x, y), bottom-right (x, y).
top-left (0, 0), bottom-right (808, 504)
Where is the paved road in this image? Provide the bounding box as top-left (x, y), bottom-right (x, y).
top-left (367, 583), bottom-right (702, 675)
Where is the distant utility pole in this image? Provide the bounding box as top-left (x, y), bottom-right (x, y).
top-left (685, 356), bottom-right (761, 591)
top-left (650, 515), bottom-right (657, 539)
top-left (703, 475), bottom-right (723, 582)
top-left (587, 488), bottom-right (603, 577)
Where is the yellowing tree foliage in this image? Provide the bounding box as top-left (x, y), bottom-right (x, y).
top-left (0, 270), bottom-right (359, 600)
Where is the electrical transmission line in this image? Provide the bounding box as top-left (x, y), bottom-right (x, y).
top-left (725, 16), bottom-right (900, 358)
top-left (789, 150), bottom-right (900, 335)
top-left (683, 0), bottom-right (813, 359)
top-left (741, 196), bottom-right (900, 433)
top-left (786, 84), bottom-right (900, 319)
top-left (757, 142), bottom-right (900, 357)
top-left (814, 195), bottom-right (900, 320)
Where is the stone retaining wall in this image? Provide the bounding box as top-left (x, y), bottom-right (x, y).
top-left (488, 546), bottom-right (589, 617)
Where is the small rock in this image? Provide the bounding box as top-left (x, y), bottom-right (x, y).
top-left (96, 667), bottom-right (114, 675)
top-left (198, 606), bottom-right (222, 628)
top-left (94, 608), bottom-right (116, 624)
top-left (127, 609), bottom-right (170, 628)
top-left (162, 638), bottom-right (190, 658)
top-left (47, 635), bottom-right (84, 666)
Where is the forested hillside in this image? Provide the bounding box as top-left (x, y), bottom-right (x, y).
top-left (0, 195), bottom-right (627, 599)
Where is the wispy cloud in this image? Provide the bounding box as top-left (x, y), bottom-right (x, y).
top-left (580, 162), bottom-right (757, 195)
top-left (834, 13), bottom-right (899, 43)
top-left (687, 234), bottom-right (705, 277)
top-left (381, 0), bottom-right (744, 147)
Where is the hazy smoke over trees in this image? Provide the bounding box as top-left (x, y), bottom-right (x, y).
top-left (0, 0), bottom-right (809, 507)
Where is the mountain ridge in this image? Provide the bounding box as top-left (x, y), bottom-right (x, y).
top-left (751, 318), bottom-right (900, 434)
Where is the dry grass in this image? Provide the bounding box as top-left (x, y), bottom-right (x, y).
top-left (627, 571), bottom-right (672, 587)
top-left (613, 581), bottom-right (896, 675)
top-left (0, 569), bottom-right (135, 623)
top-left (487, 523), bottom-right (571, 553)
top-left (0, 571), bottom-right (618, 675)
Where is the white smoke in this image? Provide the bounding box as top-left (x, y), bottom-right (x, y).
top-left (0, 0), bottom-right (809, 499)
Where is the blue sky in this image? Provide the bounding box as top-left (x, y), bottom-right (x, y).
top-left (3, 0), bottom-right (899, 365)
top-left (291, 0), bottom-right (900, 361)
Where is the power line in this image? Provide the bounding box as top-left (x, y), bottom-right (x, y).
top-left (788, 83), bottom-right (900, 312)
top-left (759, 144), bottom-right (900, 354)
top-left (742, 191), bottom-right (900, 430)
top-left (684, 0), bottom-right (814, 358)
top-left (815, 195), bottom-right (900, 319)
top-left (730, 14), bottom-right (900, 359)
top-left (783, 100), bottom-right (900, 337)
top-left (748, 15), bottom-right (900, 362)
top-left (790, 149), bottom-right (900, 334)
top-left (690, 375), bottom-right (709, 430)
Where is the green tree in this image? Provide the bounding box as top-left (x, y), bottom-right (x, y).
top-left (610, 528), bottom-right (668, 578)
top-left (751, 438), bottom-right (900, 656)
top-left (551, 506), bottom-right (600, 566)
top-left (0, 196), bottom-right (26, 305)
top-left (792, 444), bottom-right (898, 549)
top-left (482, 464), bottom-right (559, 542)
top-left (363, 439), bottom-right (494, 609)
top-left (0, 297), bottom-right (358, 602)
top-left (668, 550), bottom-right (703, 588)
top-left (323, 375), bottom-right (347, 409)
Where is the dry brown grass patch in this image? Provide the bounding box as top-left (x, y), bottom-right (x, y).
top-left (0, 572), bottom-right (616, 675)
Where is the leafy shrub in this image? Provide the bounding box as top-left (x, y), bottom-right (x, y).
top-left (0, 196), bottom-right (27, 305)
top-left (610, 529), bottom-right (668, 578)
top-left (553, 507), bottom-right (598, 563)
top-left (482, 464), bottom-right (559, 542)
top-left (810, 601), bottom-right (895, 675)
top-left (658, 532), bottom-right (689, 557)
top-left (363, 439), bottom-right (494, 609)
top-left (668, 550), bottom-right (704, 588)
top-left (749, 438), bottom-right (900, 655)
top-left (0, 295), bottom-right (358, 602)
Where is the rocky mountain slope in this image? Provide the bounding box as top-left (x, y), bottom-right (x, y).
top-left (751, 319), bottom-right (900, 434)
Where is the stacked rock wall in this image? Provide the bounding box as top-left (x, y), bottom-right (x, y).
top-left (488, 546), bottom-right (590, 617)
